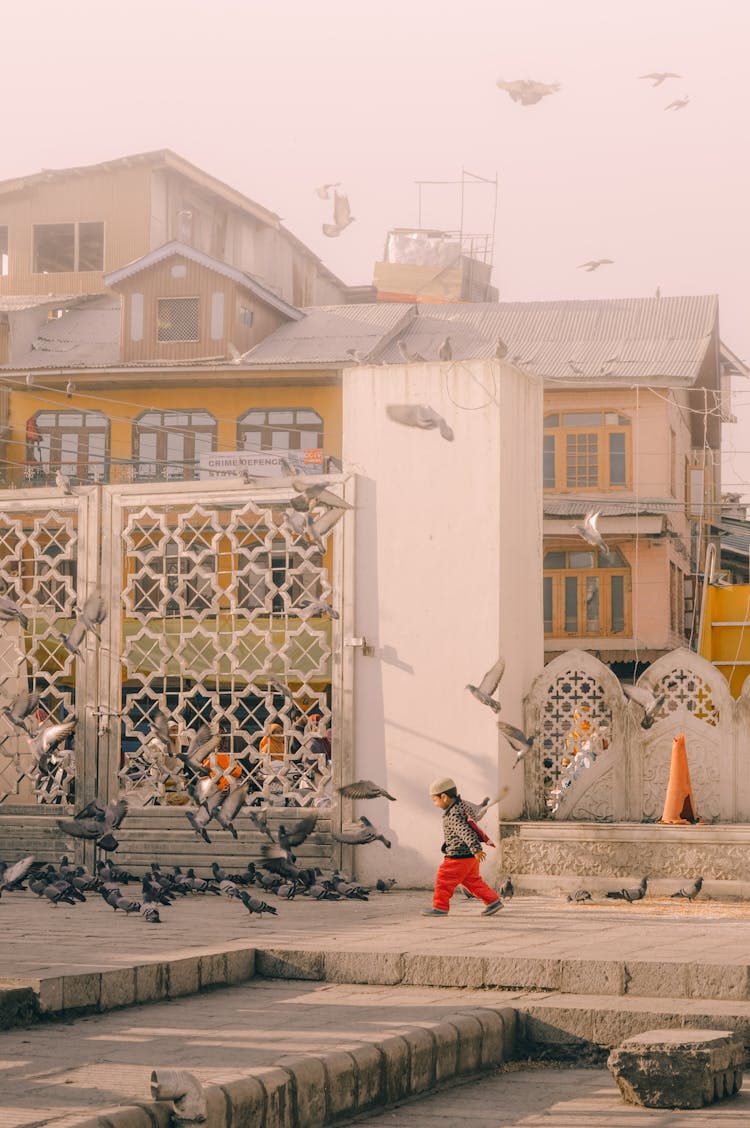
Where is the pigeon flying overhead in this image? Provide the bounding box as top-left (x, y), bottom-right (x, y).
top-left (665, 96), bottom-right (690, 111)
top-left (623, 684), bottom-right (666, 729)
top-left (638, 72), bottom-right (682, 86)
top-left (0, 594), bottom-right (29, 629)
top-left (315, 182), bottom-right (341, 199)
top-left (496, 719), bottom-right (534, 766)
top-left (578, 259), bottom-right (614, 272)
top-left (385, 403), bottom-right (454, 442)
top-left (322, 191), bottom-right (355, 237)
top-left (496, 78), bottom-right (560, 105)
top-left (298, 598), bottom-right (339, 620)
top-left (572, 510), bottom-right (609, 553)
top-left (337, 779), bottom-right (397, 801)
top-left (466, 656), bottom-right (506, 713)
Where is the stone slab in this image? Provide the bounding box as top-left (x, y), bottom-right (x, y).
top-left (608, 1027), bottom-right (744, 1109)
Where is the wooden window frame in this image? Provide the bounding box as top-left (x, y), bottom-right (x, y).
top-left (32, 221), bottom-right (104, 274)
top-left (543, 411), bottom-right (632, 491)
top-left (543, 546), bottom-right (631, 638)
top-left (28, 409), bottom-right (110, 485)
top-left (133, 409), bottom-right (216, 482)
top-left (237, 407), bottom-right (324, 454)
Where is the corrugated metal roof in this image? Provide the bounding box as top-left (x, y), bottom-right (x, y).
top-left (543, 498), bottom-right (674, 517)
top-left (104, 242), bottom-right (302, 321)
top-left (243, 304), bottom-right (414, 367)
top-left (0, 294), bottom-right (94, 313)
top-left (242, 295), bottom-right (719, 384)
top-left (9, 296), bottom-right (121, 369)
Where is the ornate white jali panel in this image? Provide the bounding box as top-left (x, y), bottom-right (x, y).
top-left (0, 479), bottom-right (347, 845)
top-left (524, 646), bottom-right (738, 823)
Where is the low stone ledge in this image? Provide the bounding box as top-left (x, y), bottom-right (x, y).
top-left (0, 987), bottom-right (38, 1031)
top-left (255, 948), bottom-right (324, 981)
top-left (608, 1028), bottom-right (744, 1109)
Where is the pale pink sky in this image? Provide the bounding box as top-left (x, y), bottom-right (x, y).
top-left (5, 0), bottom-right (750, 491)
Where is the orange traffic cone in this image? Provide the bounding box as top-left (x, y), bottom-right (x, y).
top-left (659, 733), bottom-right (698, 824)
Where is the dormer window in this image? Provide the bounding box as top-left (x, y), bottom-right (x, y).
top-left (157, 296), bottom-right (200, 342)
top-left (33, 222), bottom-right (104, 273)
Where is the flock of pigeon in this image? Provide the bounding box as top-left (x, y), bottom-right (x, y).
top-left (567, 875), bottom-right (704, 904)
top-left (496, 70), bottom-right (690, 113)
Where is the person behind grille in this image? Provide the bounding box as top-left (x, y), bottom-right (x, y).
top-left (422, 776), bottom-right (504, 918)
top-left (259, 722), bottom-right (285, 761)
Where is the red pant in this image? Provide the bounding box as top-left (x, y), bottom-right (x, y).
top-left (433, 856), bottom-right (498, 911)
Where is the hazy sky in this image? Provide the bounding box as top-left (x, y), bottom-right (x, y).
top-left (6, 0), bottom-right (750, 492)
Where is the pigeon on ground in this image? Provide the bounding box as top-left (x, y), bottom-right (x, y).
top-left (567, 888), bottom-right (593, 902)
top-left (623, 684), bottom-right (666, 729)
top-left (498, 877), bottom-right (514, 900)
top-left (572, 510), bottom-right (609, 553)
top-left (385, 403), bottom-right (454, 442)
top-left (337, 779), bottom-right (396, 801)
top-left (375, 877), bottom-right (397, 892)
top-left (239, 890), bottom-right (278, 916)
top-left (466, 656), bottom-right (506, 713)
top-left (333, 815), bottom-right (391, 848)
top-left (606, 876), bottom-right (648, 902)
top-left (638, 72), bottom-right (681, 86)
top-left (665, 95), bottom-right (690, 111)
top-left (578, 259), bottom-right (614, 272)
top-left (670, 876), bottom-right (703, 901)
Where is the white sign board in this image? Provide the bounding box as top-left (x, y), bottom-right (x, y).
top-left (198, 449), bottom-right (324, 480)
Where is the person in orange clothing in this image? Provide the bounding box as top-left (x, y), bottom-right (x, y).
top-left (201, 733), bottom-right (244, 790)
top-left (259, 722), bottom-right (285, 761)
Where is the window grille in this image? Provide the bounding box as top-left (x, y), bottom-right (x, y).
top-left (157, 297), bottom-right (200, 343)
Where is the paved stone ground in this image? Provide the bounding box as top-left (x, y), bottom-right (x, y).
top-left (346, 1064), bottom-right (750, 1126)
top-left (5, 890), bottom-right (750, 980)
top-left (0, 979), bottom-right (522, 1128)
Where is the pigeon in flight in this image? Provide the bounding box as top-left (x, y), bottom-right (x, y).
top-left (57, 797), bottom-right (128, 844)
top-left (30, 716), bottom-right (77, 761)
top-left (462, 788), bottom-right (509, 821)
top-left (0, 854), bottom-right (36, 893)
top-left (437, 336), bottom-right (453, 361)
top-left (623, 684), bottom-right (666, 729)
top-left (333, 815), bottom-right (392, 848)
top-left (466, 656), bottom-right (506, 714)
top-left (298, 598), bottom-right (339, 619)
top-left (278, 814), bottom-right (319, 851)
top-left (496, 78), bottom-right (560, 106)
top-left (338, 779), bottom-right (397, 801)
top-left (2, 690), bottom-right (42, 732)
top-left (290, 477), bottom-right (352, 510)
top-left (670, 876), bottom-right (703, 901)
top-left (497, 719), bottom-right (534, 767)
top-left (578, 259), bottom-right (614, 272)
top-left (315, 182), bottom-right (341, 200)
top-left (572, 510), bottom-right (609, 553)
top-left (80, 591), bottom-right (107, 637)
top-left (0, 593), bottom-right (29, 629)
top-left (638, 72), bottom-right (682, 86)
top-left (322, 191), bottom-right (355, 237)
top-left (665, 96), bottom-right (690, 111)
top-left (606, 876), bottom-right (647, 902)
top-left (385, 403), bottom-right (454, 442)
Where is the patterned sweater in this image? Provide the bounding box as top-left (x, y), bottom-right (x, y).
top-left (441, 797), bottom-right (483, 857)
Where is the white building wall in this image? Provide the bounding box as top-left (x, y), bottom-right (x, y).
top-left (342, 360), bottom-right (543, 887)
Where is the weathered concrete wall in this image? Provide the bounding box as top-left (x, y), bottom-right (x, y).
top-left (342, 359), bottom-right (543, 886)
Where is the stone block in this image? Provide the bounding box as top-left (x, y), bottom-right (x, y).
top-left (521, 1006), bottom-right (596, 1047)
top-left (199, 952), bottom-right (227, 989)
top-left (167, 957), bottom-right (200, 998)
top-left (403, 1027), bottom-right (435, 1094)
top-left (134, 963), bottom-right (166, 1004)
top-left (608, 1027), bottom-right (744, 1109)
top-left (460, 1008), bottom-right (504, 1067)
top-left (346, 1042), bottom-right (384, 1110)
top-left (62, 972), bottom-right (100, 1012)
top-left (221, 1075), bottom-right (266, 1127)
top-left (402, 954), bottom-right (485, 988)
top-left (324, 950), bottom-right (403, 985)
top-left (255, 949), bottom-right (323, 981)
top-left (0, 987), bottom-right (37, 1030)
top-left (100, 968), bottom-right (136, 1012)
top-left (318, 1050), bottom-right (357, 1120)
top-left (484, 957), bottom-right (561, 991)
top-left (36, 977), bottom-right (63, 1014)
top-left (224, 947), bottom-right (255, 985)
top-left (559, 959), bottom-right (624, 996)
top-left (625, 962), bottom-right (688, 998)
top-left (431, 1021), bottom-right (459, 1082)
top-left (278, 1055), bottom-right (327, 1128)
top-left (687, 964), bottom-right (750, 1001)
top-left (247, 1066), bottom-right (294, 1128)
top-left (203, 1087), bottom-right (228, 1128)
top-left (378, 1035), bottom-right (410, 1102)
top-left (449, 1014), bottom-right (483, 1074)
top-left (494, 1007), bottom-right (519, 1058)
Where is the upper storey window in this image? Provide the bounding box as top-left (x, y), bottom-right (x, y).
top-left (33, 222), bottom-right (104, 273)
top-left (544, 411), bottom-right (631, 491)
top-left (157, 297), bottom-right (200, 343)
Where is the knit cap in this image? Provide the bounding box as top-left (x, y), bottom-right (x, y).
top-left (429, 776), bottom-right (456, 795)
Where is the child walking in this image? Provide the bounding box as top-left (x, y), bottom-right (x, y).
top-left (423, 776), bottom-right (504, 917)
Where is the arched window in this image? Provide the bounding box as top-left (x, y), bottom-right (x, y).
top-left (237, 408), bottom-right (323, 454)
top-left (26, 410), bottom-right (109, 485)
top-left (544, 546), bottom-right (630, 637)
top-left (544, 411), bottom-right (631, 491)
top-left (133, 409), bottom-right (216, 482)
